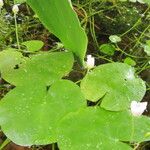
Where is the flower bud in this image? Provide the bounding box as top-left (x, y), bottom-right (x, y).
top-left (86, 55), bottom-right (95, 69)
top-left (12, 4), bottom-right (19, 14)
top-left (0, 0), bottom-right (4, 8)
top-left (130, 101), bottom-right (147, 117)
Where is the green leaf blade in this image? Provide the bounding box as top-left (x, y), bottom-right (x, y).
top-left (22, 40), bottom-right (44, 52)
top-left (0, 80), bottom-right (86, 146)
top-left (27, 0), bottom-right (88, 65)
top-left (81, 63), bottom-right (146, 111)
top-left (2, 52), bottom-right (74, 86)
top-left (57, 107), bottom-right (150, 150)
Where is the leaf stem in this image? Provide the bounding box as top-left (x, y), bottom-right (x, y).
top-left (52, 143), bottom-right (55, 150)
top-left (14, 14), bottom-right (20, 50)
top-left (0, 138), bottom-right (11, 150)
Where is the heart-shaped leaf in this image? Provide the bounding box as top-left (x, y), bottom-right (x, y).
top-left (0, 49), bottom-right (24, 72)
top-left (1, 52), bottom-right (74, 86)
top-left (22, 40), bottom-right (44, 52)
top-left (81, 63), bottom-right (146, 111)
top-left (57, 107), bottom-right (150, 150)
top-left (0, 80), bottom-right (86, 146)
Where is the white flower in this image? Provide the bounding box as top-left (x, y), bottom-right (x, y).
top-left (130, 101), bottom-right (148, 116)
top-left (86, 55), bottom-right (95, 69)
top-left (0, 0), bottom-right (4, 8)
top-left (12, 4), bottom-right (19, 14)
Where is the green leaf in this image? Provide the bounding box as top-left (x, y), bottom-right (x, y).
top-left (109, 35), bottom-right (121, 43)
top-left (81, 63), bottom-right (146, 111)
top-left (0, 49), bottom-right (25, 72)
top-left (0, 80), bottom-right (86, 146)
top-left (57, 107), bottom-right (150, 150)
top-left (26, 0), bottom-right (88, 65)
top-left (144, 40), bottom-right (150, 56)
top-left (14, 0), bottom-right (26, 3)
top-left (143, 0), bottom-right (150, 4)
top-left (99, 44), bottom-right (116, 56)
top-left (124, 57), bottom-right (136, 66)
top-left (22, 40), bottom-right (44, 52)
top-left (2, 52), bottom-right (74, 86)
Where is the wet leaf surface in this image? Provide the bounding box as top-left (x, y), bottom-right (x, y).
top-left (57, 107), bottom-right (150, 150)
top-left (81, 63), bottom-right (146, 111)
top-left (0, 80), bottom-right (86, 146)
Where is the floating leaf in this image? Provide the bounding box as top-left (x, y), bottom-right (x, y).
top-left (0, 49), bottom-right (24, 72)
top-left (2, 52), bottom-right (74, 86)
top-left (22, 40), bottom-right (44, 52)
top-left (57, 107), bottom-right (150, 150)
top-left (124, 57), bottom-right (136, 66)
top-left (109, 35), bottom-right (121, 43)
top-left (27, 0), bottom-right (88, 65)
top-left (0, 80), bottom-right (86, 146)
top-left (99, 43), bottom-right (116, 56)
top-left (81, 63), bottom-right (146, 111)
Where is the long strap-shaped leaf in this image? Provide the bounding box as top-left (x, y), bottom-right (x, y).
top-left (27, 0), bottom-right (88, 65)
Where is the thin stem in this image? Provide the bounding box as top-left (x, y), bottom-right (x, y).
top-left (115, 44), bottom-right (147, 59)
top-left (132, 24), bottom-right (150, 50)
top-left (120, 6), bottom-right (150, 37)
top-left (52, 143), bottom-right (55, 150)
top-left (14, 14), bottom-right (20, 50)
top-left (93, 54), bottom-right (114, 63)
top-left (0, 138), bottom-right (11, 150)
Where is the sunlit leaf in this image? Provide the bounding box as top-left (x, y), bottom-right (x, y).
top-left (99, 43), bottom-right (116, 56)
top-left (57, 107), bottom-right (150, 150)
top-left (0, 80), bottom-right (86, 146)
top-left (22, 40), bottom-right (44, 52)
top-left (124, 57), bottom-right (136, 66)
top-left (81, 63), bottom-right (146, 111)
top-left (2, 52), bottom-right (74, 86)
top-left (0, 49), bottom-right (24, 72)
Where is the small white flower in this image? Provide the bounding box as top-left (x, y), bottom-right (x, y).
top-left (86, 55), bottom-right (95, 69)
top-left (130, 101), bottom-right (148, 116)
top-left (12, 4), bottom-right (19, 14)
top-left (0, 0), bottom-right (3, 7)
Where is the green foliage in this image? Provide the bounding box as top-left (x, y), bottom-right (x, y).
top-left (0, 48), bottom-right (24, 72)
top-left (144, 40), bottom-right (150, 56)
top-left (124, 57), bottom-right (136, 66)
top-left (0, 49), bottom-right (80, 146)
top-left (0, 0), bottom-right (149, 149)
top-left (57, 107), bottom-right (150, 150)
top-left (26, 0), bottom-right (88, 65)
top-left (99, 43), bottom-right (116, 56)
top-left (0, 51), bottom-right (74, 86)
top-left (81, 63), bottom-right (146, 111)
top-left (0, 80), bottom-right (85, 145)
top-left (14, 0), bottom-right (26, 4)
top-left (22, 40), bottom-right (44, 52)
